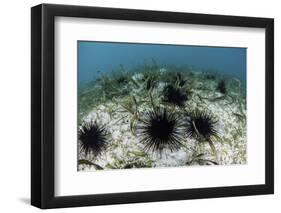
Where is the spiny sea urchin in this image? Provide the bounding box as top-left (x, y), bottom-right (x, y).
top-left (216, 80), bottom-right (227, 94)
top-left (138, 108), bottom-right (184, 153)
top-left (205, 74), bottom-right (216, 80)
top-left (163, 84), bottom-right (187, 106)
top-left (116, 76), bottom-right (128, 84)
top-left (172, 72), bottom-right (187, 87)
top-left (185, 110), bottom-right (218, 140)
top-left (78, 121), bottom-right (109, 157)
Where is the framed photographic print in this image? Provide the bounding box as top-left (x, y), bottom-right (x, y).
top-left (31, 3), bottom-right (274, 209)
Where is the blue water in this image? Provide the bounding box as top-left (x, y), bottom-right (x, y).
top-left (78, 41), bottom-right (246, 84)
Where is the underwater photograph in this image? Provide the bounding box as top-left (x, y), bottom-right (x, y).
top-left (77, 41), bottom-right (247, 171)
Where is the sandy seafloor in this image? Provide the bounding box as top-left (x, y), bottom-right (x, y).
top-left (78, 67), bottom-right (247, 171)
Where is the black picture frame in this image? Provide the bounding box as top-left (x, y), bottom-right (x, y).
top-left (31, 3), bottom-right (274, 209)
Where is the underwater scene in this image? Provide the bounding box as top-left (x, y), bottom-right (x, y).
top-left (77, 41), bottom-right (247, 171)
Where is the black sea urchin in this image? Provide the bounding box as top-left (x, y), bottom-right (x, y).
top-left (78, 121), bottom-right (109, 157)
top-left (163, 85), bottom-right (187, 106)
top-left (185, 110), bottom-right (218, 140)
top-left (216, 80), bottom-right (227, 94)
top-left (173, 72), bottom-right (187, 87)
top-left (138, 109), bottom-right (184, 153)
top-left (205, 74), bottom-right (216, 80)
